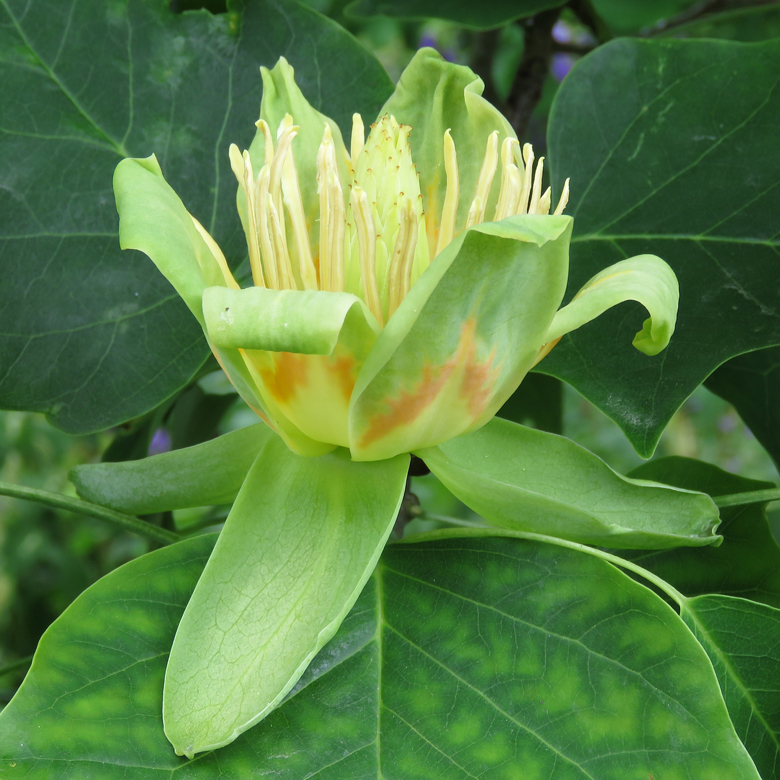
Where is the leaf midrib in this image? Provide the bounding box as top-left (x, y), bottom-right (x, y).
top-left (0, 0), bottom-right (128, 157)
top-left (683, 599), bottom-right (780, 755)
top-left (572, 234), bottom-right (780, 246)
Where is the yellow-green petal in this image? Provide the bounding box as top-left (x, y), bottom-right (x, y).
top-left (114, 155), bottom-right (227, 322)
top-left (204, 286), bottom-right (379, 449)
top-left (247, 57), bottom-right (351, 246)
top-left (349, 215), bottom-right (572, 461)
top-left (545, 254), bottom-right (679, 356)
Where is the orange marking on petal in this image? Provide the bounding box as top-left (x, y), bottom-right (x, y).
top-left (259, 352), bottom-right (310, 404)
top-left (359, 317), bottom-right (490, 448)
top-left (460, 339), bottom-right (500, 420)
top-left (329, 353), bottom-right (358, 402)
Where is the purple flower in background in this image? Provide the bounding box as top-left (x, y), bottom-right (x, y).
top-left (148, 427), bottom-right (172, 456)
top-left (552, 53), bottom-right (577, 82)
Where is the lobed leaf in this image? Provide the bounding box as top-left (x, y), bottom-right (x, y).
top-left (543, 38), bottom-right (780, 456)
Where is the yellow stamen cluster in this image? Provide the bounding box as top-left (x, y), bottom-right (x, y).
top-left (230, 113), bottom-right (569, 328)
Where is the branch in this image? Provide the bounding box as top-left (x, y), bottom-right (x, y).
top-left (567, 0), bottom-right (611, 42)
top-left (648, 0), bottom-right (777, 34)
top-left (505, 8), bottom-right (561, 140)
top-left (0, 481), bottom-right (182, 545)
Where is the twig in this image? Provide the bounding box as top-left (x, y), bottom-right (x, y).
top-left (714, 488), bottom-right (780, 508)
top-left (505, 8), bottom-right (561, 140)
top-left (469, 28), bottom-right (503, 108)
top-left (567, 0), bottom-right (611, 42)
top-left (647, 0), bottom-right (777, 35)
top-left (0, 481), bottom-right (182, 545)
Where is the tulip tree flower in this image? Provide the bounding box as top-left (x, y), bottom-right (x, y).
top-left (107, 49), bottom-right (715, 756)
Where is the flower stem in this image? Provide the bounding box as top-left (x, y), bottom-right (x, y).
top-left (401, 516), bottom-right (686, 606)
top-left (0, 480), bottom-right (181, 546)
top-left (714, 488), bottom-right (780, 508)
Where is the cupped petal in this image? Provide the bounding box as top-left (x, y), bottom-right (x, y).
top-left (348, 215), bottom-right (572, 461)
top-left (204, 287), bottom-right (379, 449)
top-left (163, 435), bottom-right (409, 756)
top-left (203, 286), bottom-right (379, 354)
top-left (245, 57), bottom-right (351, 244)
top-left (380, 48), bottom-right (516, 245)
top-left (544, 254), bottom-right (679, 356)
top-left (114, 155), bottom-right (231, 323)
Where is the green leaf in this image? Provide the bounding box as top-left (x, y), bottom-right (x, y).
top-left (705, 346), bottom-right (780, 469)
top-left (681, 595), bottom-right (780, 780)
top-left (0, 0), bottom-right (392, 434)
top-left (0, 534), bottom-right (761, 778)
top-left (542, 38), bottom-right (780, 457)
top-left (349, 216), bottom-right (571, 461)
top-left (498, 372), bottom-right (563, 434)
top-left (620, 457), bottom-right (780, 608)
top-left (544, 254), bottom-right (679, 357)
top-left (419, 417), bottom-right (720, 548)
top-left (590, 0), bottom-right (699, 33)
top-left (657, 4), bottom-right (780, 42)
top-left (163, 435), bottom-right (409, 755)
top-left (203, 286), bottom-right (379, 355)
top-left (69, 423), bottom-right (273, 514)
top-left (345, 0), bottom-right (564, 30)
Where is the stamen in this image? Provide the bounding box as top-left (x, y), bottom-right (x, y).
top-left (553, 178), bottom-right (570, 215)
top-left (538, 186), bottom-right (552, 216)
top-left (316, 125), bottom-right (334, 291)
top-left (255, 165), bottom-right (279, 290)
top-left (328, 167), bottom-right (346, 293)
top-left (402, 207), bottom-right (419, 300)
top-left (191, 215), bottom-right (239, 289)
top-left (254, 119), bottom-right (275, 166)
top-left (387, 197), bottom-right (415, 317)
top-left (351, 184), bottom-right (384, 326)
top-left (518, 143), bottom-right (535, 215)
top-left (529, 156), bottom-right (545, 214)
top-left (465, 131), bottom-right (499, 228)
top-left (465, 196), bottom-right (483, 231)
top-left (351, 113), bottom-right (364, 168)
top-left (242, 151), bottom-right (266, 288)
top-left (268, 197), bottom-right (295, 290)
top-left (494, 137), bottom-right (521, 221)
top-left (280, 129), bottom-right (318, 290)
top-left (436, 129), bottom-right (459, 256)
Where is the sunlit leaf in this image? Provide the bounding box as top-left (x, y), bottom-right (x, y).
top-left (0, 534), bottom-right (759, 778)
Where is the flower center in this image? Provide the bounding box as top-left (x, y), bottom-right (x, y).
top-left (229, 114), bottom-right (569, 327)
